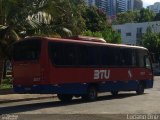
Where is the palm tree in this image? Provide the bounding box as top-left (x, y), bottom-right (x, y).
top-left (0, 0), bottom-right (54, 82)
top-left (0, 0), bottom-right (86, 83)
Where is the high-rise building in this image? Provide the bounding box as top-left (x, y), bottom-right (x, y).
top-left (85, 0), bottom-right (96, 6)
top-left (84, 0), bottom-right (143, 17)
top-left (116, 0), bottom-right (128, 13)
top-left (148, 2), bottom-right (160, 14)
top-left (127, 0), bottom-right (143, 11)
top-left (107, 0), bottom-right (116, 16)
top-left (133, 0), bottom-right (143, 10)
top-left (95, 0), bottom-right (108, 14)
top-left (127, 0), bottom-right (133, 10)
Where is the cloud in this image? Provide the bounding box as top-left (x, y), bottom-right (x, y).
top-left (143, 0), bottom-right (160, 7)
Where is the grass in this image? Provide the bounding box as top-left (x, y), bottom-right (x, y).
top-left (0, 78), bottom-right (13, 90)
top-left (0, 84), bottom-right (12, 90)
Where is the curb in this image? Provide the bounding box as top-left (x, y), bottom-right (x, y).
top-left (0, 89), bottom-right (57, 104)
top-left (0, 89), bottom-right (14, 95)
top-left (0, 96), bottom-right (55, 104)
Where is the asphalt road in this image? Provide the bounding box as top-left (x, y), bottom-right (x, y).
top-left (0, 76), bottom-right (160, 120)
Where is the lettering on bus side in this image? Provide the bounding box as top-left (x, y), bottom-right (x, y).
top-left (94, 70), bottom-right (110, 80)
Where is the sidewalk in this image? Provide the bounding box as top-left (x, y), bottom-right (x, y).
top-left (0, 89), bottom-right (55, 104)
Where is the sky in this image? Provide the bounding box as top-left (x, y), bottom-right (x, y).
top-left (143, 0), bottom-right (160, 8)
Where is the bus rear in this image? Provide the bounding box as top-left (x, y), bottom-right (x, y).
top-left (12, 37), bottom-right (48, 93)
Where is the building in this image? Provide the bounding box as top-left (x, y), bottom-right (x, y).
top-left (148, 2), bottom-right (160, 14)
top-left (95, 0), bottom-right (108, 13)
top-left (107, 0), bottom-right (116, 16)
top-left (85, 0), bottom-right (143, 16)
top-left (112, 21), bottom-right (160, 45)
top-left (116, 0), bottom-right (128, 13)
top-left (85, 0), bottom-right (96, 6)
top-left (128, 0), bottom-right (143, 11)
top-left (127, 0), bottom-right (133, 10)
top-left (133, 0), bottom-right (143, 10)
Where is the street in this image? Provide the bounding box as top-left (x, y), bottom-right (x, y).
top-left (0, 77), bottom-right (160, 120)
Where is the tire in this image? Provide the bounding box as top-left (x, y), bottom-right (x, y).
top-left (111, 91), bottom-right (119, 96)
top-left (57, 94), bottom-right (73, 102)
top-left (136, 82), bottom-right (144, 95)
top-left (82, 86), bottom-right (98, 101)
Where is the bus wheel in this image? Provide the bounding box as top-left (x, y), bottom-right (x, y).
top-left (111, 91), bottom-right (119, 96)
top-left (57, 94), bottom-right (73, 102)
top-left (136, 82), bottom-right (144, 95)
top-left (82, 86), bottom-right (98, 101)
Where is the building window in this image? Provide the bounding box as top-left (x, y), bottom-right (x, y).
top-left (117, 29), bottom-right (121, 33)
top-left (126, 33), bottom-right (132, 36)
top-left (137, 27), bottom-right (142, 33)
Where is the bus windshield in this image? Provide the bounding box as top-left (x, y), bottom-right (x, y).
top-left (13, 40), bottom-right (41, 61)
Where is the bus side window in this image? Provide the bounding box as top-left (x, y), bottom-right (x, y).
top-left (77, 45), bottom-right (89, 66)
top-left (144, 55), bottom-right (152, 69)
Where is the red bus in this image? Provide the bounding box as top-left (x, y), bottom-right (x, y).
top-left (12, 36), bottom-right (154, 101)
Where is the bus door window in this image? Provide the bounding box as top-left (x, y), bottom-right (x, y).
top-left (132, 49), bottom-right (137, 67)
top-left (136, 50), bottom-right (145, 68)
top-left (144, 55), bottom-right (152, 69)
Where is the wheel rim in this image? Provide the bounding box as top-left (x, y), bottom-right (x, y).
top-left (89, 88), bottom-right (97, 100)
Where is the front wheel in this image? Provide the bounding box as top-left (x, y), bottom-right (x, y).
top-left (82, 86), bottom-right (98, 101)
top-left (57, 94), bottom-right (73, 102)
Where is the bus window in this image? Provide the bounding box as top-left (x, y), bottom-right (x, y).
top-left (145, 55), bottom-right (152, 69)
top-left (76, 45), bottom-right (89, 66)
top-left (13, 40), bottom-right (41, 61)
top-left (49, 42), bottom-right (77, 66)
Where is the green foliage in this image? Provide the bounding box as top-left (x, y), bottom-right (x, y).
top-left (46, 0), bottom-right (86, 37)
top-left (154, 13), bottom-right (160, 21)
top-left (82, 6), bottom-right (121, 44)
top-left (136, 8), bottom-right (155, 23)
top-left (115, 8), bottom-right (156, 24)
top-left (141, 27), bottom-right (160, 54)
top-left (115, 11), bottom-right (137, 24)
top-left (82, 30), bottom-right (103, 38)
top-left (83, 6), bottom-right (107, 32)
top-left (102, 27), bottom-right (121, 44)
top-left (0, 78), bottom-right (12, 90)
top-left (82, 27), bottom-right (121, 44)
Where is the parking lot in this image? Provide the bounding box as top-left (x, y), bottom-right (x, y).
top-left (0, 76), bottom-right (160, 120)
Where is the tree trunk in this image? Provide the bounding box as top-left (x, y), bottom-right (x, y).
top-left (0, 58), bottom-right (4, 84)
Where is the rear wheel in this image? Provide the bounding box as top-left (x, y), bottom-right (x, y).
top-left (82, 86), bottom-right (98, 101)
top-left (111, 91), bottom-right (119, 96)
top-left (136, 82), bottom-right (144, 95)
top-left (57, 94), bottom-right (73, 102)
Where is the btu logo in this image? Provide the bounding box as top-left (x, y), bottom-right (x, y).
top-left (94, 70), bottom-right (110, 80)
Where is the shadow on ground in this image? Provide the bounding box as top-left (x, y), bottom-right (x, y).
top-left (0, 93), bottom-right (145, 114)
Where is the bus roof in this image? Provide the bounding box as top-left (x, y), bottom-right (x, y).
top-left (21, 36), bottom-right (147, 50)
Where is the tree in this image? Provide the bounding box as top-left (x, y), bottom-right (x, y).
top-left (115, 10), bottom-right (137, 24)
top-left (82, 26), bottom-right (121, 44)
top-left (0, 0), bottom-right (55, 81)
top-left (154, 13), bottom-right (160, 21)
top-left (141, 27), bottom-right (160, 54)
top-left (136, 8), bottom-right (155, 23)
top-left (115, 8), bottom-right (156, 24)
top-left (48, 0), bottom-right (86, 37)
top-left (82, 6), bottom-right (107, 32)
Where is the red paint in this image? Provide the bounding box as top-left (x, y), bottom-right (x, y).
top-left (12, 36), bottom-right (153, 86)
